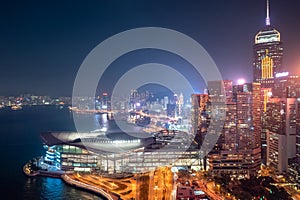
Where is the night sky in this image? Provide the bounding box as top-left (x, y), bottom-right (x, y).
top-left (1, 0), bottom-right (300, 96)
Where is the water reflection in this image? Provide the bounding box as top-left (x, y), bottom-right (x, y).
top-left (23, 177), bottom-right (102, 200)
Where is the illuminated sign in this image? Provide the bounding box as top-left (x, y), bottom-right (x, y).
top-left (275, 72), bottom-right (289, 78)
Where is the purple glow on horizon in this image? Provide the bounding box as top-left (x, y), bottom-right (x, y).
top-left (237, 78), bottom-right (245, 85)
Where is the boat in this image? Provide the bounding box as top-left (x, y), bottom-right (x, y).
top-left (11, 105), bottom-right (22, 110)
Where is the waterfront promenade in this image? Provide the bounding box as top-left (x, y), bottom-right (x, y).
top-left (61, 174), bottom-right (116, 200)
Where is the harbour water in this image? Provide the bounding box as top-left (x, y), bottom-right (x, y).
top-left (0, 106), bottom-right (103, 199)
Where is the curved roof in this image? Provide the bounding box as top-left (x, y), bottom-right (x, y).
top-left (40, 131), bottom-right (154, 154)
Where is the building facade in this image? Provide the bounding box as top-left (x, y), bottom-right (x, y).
top-left (206, 81), bottom-right (261, 178)
top-left (40, 131), bottom-right (203, 174)
top-left (42, 144), bottom-right (98, 172)
top-left (265, 98), bottom-right (297, 173)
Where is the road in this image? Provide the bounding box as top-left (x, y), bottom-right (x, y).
top-left (148, 167), bottom-right (173, 200)
top-left (62, 174), bottom-right (115, 200)
top-left (66, 173), bottom-right (136, 199)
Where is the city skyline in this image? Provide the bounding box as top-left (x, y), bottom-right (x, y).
top-left (6, 1), bottom-right (300, 199)
top-left (1, 0), bottom-right (300, 96)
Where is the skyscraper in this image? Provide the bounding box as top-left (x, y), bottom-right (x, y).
top-left (265, 98), bottom-right (297, 173)
top-left (207, 81), bottom-right (261, 178)
top-left (191, 94), bottom-right (210, 136)
top-left (191, 93), bottom-right (210, 170)
top-left (253, 0), bottom-right (283, 83)
top-left (296, 99), bottom-right (300, 188)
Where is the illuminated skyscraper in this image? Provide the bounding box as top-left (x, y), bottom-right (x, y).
top-left (233, 83), bottom-right (261, 176)
top-left (260, 73), bottom-right (300, 164)
top-left (253, 0), bottom-right (283, 83)
top-left (191, 94), bottom-right (210, 136)
top-left (177, 93), bottom-right (184, 117)
top-left (265, 98), bottom-right (297, 173)
top-left (191, 94), bottom-right (210, 170)
top-left (296, 99), bottom-right (300, 187)
top-left (207, 81), bottom-right (261, 178)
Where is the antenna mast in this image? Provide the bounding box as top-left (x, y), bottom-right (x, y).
top-left (266, 0), bottom-right (271, 26)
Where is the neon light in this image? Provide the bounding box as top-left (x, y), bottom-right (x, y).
top-left (275, 72), bottom-right (289, 78)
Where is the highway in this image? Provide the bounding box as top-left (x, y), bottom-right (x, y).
top-left (148, 167), bottom-right (173, 200)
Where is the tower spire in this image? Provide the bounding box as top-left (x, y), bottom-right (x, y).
top-left (266, 0), bottom-right (270, 26)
